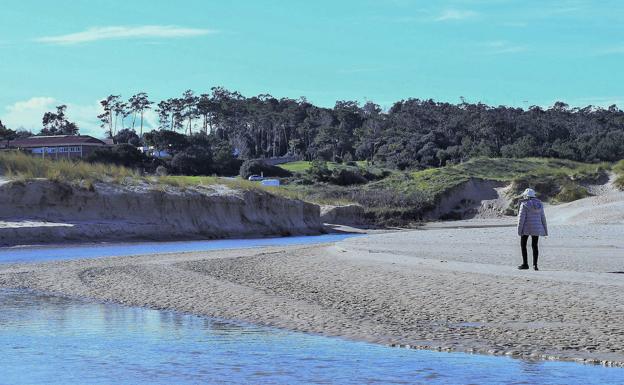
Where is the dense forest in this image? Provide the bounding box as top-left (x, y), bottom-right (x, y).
top-left (2, 87), bottom-right (624, 175)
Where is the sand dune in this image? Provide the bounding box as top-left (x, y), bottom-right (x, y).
top-left (0, 179), bottom-right (322, 245)
top-left (547, 191), bottom-right (624, 225)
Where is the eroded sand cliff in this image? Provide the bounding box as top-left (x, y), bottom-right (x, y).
top-left (0, 180), bottom-right (322, 245)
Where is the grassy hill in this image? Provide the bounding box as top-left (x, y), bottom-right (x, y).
top-left (281, 157), bottom-right (611, 225)
top-left (375, 158), bottom-right (608, 202)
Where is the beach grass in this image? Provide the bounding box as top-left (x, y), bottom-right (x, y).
top-left (0, 151), bottom-right (139, 183)
top-left (0, 152), bottom-right (308, 201)
top-left (372, 157), bottom-right (608, 201)
top-left (614, 160), bottom-right (624, 190)
top-left (152, 175), bottom-right (268, 192)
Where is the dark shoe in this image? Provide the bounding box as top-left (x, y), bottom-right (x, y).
top-left (533, 265), bottom-right (539, 271)
top-left (517, 264), bottom-right (529, 270)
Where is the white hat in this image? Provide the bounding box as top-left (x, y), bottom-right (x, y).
top-left (522, 188), bottom-right (536, 198)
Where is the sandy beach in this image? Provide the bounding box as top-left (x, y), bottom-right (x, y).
top-left (1, 214), bottom-right (623, 367)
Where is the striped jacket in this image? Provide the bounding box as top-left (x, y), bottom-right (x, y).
top-left (517, 198), bottom-right (548, 236)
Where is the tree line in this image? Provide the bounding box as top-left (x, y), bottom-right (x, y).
top-left (1, 87), bottom-right (624, 173)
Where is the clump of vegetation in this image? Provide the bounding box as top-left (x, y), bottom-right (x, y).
top-left (298, 160), bottom-right (390, 186)
top-left (304, 160), bottom-right (332, 182)
top-left (330, 167), bottom-right (368, 185)
top-left (239, 160), bottom-right (292, 179)
top-left (170, 145), bottom-right (212, 175)
top-left (87, 144), bottom-right (154, 169)
top-left (555, 183), bottom-right (590, 203)
top-left (614, 160), bottom-right (624, 190)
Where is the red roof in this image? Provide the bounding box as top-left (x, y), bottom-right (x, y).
top-left (9, 135), bottom-right (106, 148)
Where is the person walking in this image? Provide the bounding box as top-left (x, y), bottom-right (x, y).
top-left (517, 188), bottom-right (548, 271)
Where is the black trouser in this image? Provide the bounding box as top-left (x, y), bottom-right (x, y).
top-left (521, 235), bottom-right (539, 266)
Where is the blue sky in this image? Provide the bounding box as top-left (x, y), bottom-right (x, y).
top-left (1, 0), bottom-right (623, 136)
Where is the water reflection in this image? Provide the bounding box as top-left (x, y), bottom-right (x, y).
top-left (0, 234), bottom-right (361, 264)
top-left (1, 289), bottom-right (622, 384)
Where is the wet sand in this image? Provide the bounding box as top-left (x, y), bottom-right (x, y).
top-left (1, 221), bottom-right (623, 367)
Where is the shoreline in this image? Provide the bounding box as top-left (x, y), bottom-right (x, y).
top-left (0, 223), bottom-right (393, 251)
top-left (3, 286), bottom-right (619, 369)
top-left (1, 225), bottom-right (624, 368)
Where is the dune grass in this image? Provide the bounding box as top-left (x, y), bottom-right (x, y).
top-left (153, 175), bottom-right (263, 191)
top-left (0, 151), bottom-right (139, 183)
top-left (0, 152), bottom-right (304, 200)
top-left (614, 160), bottom-right (624, 190)
top-left (373, 157), bottom-right (608, 202)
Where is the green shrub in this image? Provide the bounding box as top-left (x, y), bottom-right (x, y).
top-left (330, 167), bottom-right (368, 185)
top-left (86, 144), bottom-right (148, 168)
top-left (306, 160), bottom-right (332, 182)
top-left (305, 161), bottom-right (388, 186)
top-left (555, 184), bottom-right (590, 203)
top-left (614, 160), bottom-right (624, 190)
top-left (170, 145), bottom-right (213, 175)
top-left (239, 160), bottom-right (293, 179)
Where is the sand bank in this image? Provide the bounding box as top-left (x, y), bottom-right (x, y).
top-left (0, 179), bottom-right (322, 245)
top-left (1, 218), bottom-right (623, 367)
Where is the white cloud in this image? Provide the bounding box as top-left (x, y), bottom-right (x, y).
top-left (2, 97), bottom-right (57, 133)
top-left (435, 9), bottom-right (478, 21)
top-left (36, 25), bottom-right (216, 45)
top-left (481, 40), bottom-right (528, 54)
top-left (1, 97), bottom-right (158, 137)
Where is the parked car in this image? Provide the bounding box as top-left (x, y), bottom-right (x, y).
top-left (248, 175), bottom-right (263, 181)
